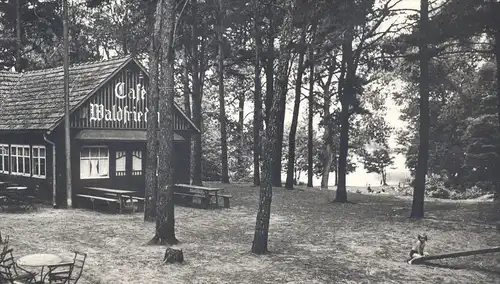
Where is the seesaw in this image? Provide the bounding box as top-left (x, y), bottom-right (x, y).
top-left (409, 246), bottom-right (500, 264)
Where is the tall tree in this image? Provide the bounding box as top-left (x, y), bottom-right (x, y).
top-left (263, 3), bottom-right (275, 126)
top-left (145, 0), bottom-right (162, 222)
top-left (252, 0), bottom-right (262, 187)
top-left (252, 0), bottom-right (294, 254)
top-left (319, 59), bottom-right (336, 189)
top-left (182, 25), bottom-right (192, 182)
top-left (493, 3), bottom-right (500, 147)
top-left (216, 0), bottom-right (229, 183)
top-left (149, 0), bottom-right (178, 245)
top-left (191, 0), bottom-right (203, 185)
top-left (335, 23), bottom-right (354, 202)
top-left (307, 24), bottom-right (317, 188)
top-left (333, 0), bottom-right (402, 202)
top-left (263, 3), bottom-right (282, 187)
top-left (63, 0), bottom-right (72, 208)
top-left (410, 0), bottom-right (430, 219)
top-left (15, 0), bottom-right (20, 72)
top-left (285, 24), bottom-right (307, 189)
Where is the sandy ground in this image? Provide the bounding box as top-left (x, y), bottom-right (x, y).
top-left (1, 183), bottom-right (499, 284)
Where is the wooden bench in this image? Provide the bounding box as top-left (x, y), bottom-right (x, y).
top-left (102, 193), bottom-right (145, 212)
top-left (208, 193), bottom-right (232, 208)
top-left (219, 194), bottom-right (232, 208)
top-left (102, 193), bottom-right (142, 202)
top-left (76, 194), bottom-right (121, 211)
top-left (174, 192), bottom-right (209, 207)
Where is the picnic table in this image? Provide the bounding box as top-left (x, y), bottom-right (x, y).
top-left (174, 184), bottom-right (231, 208)
top-left (79, 187), bottom-right (139, 213)
top-left (0, 185), bottom-right (36, 211)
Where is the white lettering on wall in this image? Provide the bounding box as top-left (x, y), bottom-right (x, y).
top-left (114, 82), bottom-right (126, 99)
top-left (90, 104), bottom-right (150, 123)
top-left (89, 80), bottom-right (149, 124)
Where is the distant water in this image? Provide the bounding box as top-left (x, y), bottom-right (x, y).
top-left (292, 157), bottom-right (410, 188)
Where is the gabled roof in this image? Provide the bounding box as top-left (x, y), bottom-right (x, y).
top-left (0, 56), bottom-right (200, 133)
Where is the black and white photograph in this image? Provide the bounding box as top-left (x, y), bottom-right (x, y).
top-left (0, 0), bottom-right (499, 283)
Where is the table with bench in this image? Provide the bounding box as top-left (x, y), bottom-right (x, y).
top-left (174, 184), bottom-right (232, 209)
top-left (0, 185), bottom-right (37, 211)
top-left (77, 187), bottom-right (143, 213)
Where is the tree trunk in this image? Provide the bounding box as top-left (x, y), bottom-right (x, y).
top-left (320, 145), bottom-right (332, 188)
top-left (252, 2), bottom-right (294, 254)
top-left (122, 8), bottom-right (129, 55)
top-left (411, 0), bottom-right (430, 219)
top-left (285, 27), bottom-right (307, 189)
top-left (494, 2), bottom-right (500, 196)
top-left (145, 0), bottom-right (162, 222)
top-left (335, 25), bottom-right (354, 203)
top-left (307, 42), bottom-right (315, 188)
top-left (273, 90), bottom-right (286, 187)
top-left (191, 0), bottom-right (203, 186)
top-left (15, 0), bottom-right (21, 72)
top-left (253, 0), bottom-right (262, 187)
top-left (237, 90), bottom-right (245, 179)
top-left (183, 33), bottom-right (192, 181)
top-left (149, 0), bottom-right (178, 245)
top-left (493, 3), bottom-right (500, 131)
top-left (320, 73), bottom-right (334, 189)
top-left (264, 5), bottom-right (274, 126)
top-left (265, 5), bottom-right (280, 187)
top-left (336, 108), bottom-right (349, 202)
top-left (217, 0), bottom-right (229, 183)
top-left (63, 0), bottom-right (72, 208)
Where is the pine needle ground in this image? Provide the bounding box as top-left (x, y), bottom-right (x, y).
top-left (1, 183), bottom-right (499, 283)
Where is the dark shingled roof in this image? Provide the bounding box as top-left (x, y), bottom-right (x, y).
top-left (0, 56), bottom-right (133, 131)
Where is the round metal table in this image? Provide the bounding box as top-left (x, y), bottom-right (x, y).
top-left (17, 254), bottom-right (63, 282)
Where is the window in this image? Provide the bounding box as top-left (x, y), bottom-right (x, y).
top-left (132, 150), bottom-right (143, 176)
top-left (32, 146), bottom-right (46, 178)
top-left (80, 146), bottom-right (109, 179)
top-left (11, 145), bottom-right (30, 176)
top-left (0, 144), bottom-right (8, 173)
top-left (115, 150), bottom-right (127, 176)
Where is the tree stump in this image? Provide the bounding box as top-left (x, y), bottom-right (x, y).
top-left (163, 248), bottom-right (184, 264)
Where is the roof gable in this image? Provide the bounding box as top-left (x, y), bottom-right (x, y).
top-left (0, 56), bottom-right (200, 133)
top-left (0, 56), bottom-right (131, 131)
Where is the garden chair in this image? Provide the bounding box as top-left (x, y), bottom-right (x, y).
top-left (0, 249), bottom-right (37, 284)
top-left (63, 251), bottom-right (87, 284)
top-left (41, 263), bottom-right (74, 284)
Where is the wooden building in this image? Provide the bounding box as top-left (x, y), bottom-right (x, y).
top-left (0, 56), bottom-right (199, 207)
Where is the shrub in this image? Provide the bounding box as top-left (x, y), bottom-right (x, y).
top-left (449, 185), bottom-right (486, 200)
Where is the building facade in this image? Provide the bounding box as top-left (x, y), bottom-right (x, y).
top-left (0, 56), bottom-right (199, 207)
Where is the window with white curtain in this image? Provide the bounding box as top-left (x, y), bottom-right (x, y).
top-left (32, 146), bottom-right (46, 178)
top-left (0, 144), bottom-right (8, 174)
top-left (132, 150), bottom-right (143, 176)
top-left (80, 146), bottom-right (109, 179)
top-left (115, 150), bottom-right (127, 176)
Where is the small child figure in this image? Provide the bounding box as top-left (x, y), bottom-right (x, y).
top-left (408, 234), bottom-right (429, 264)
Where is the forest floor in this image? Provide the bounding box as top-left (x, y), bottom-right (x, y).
top-left (1, 183), bottom-right (500, 284)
